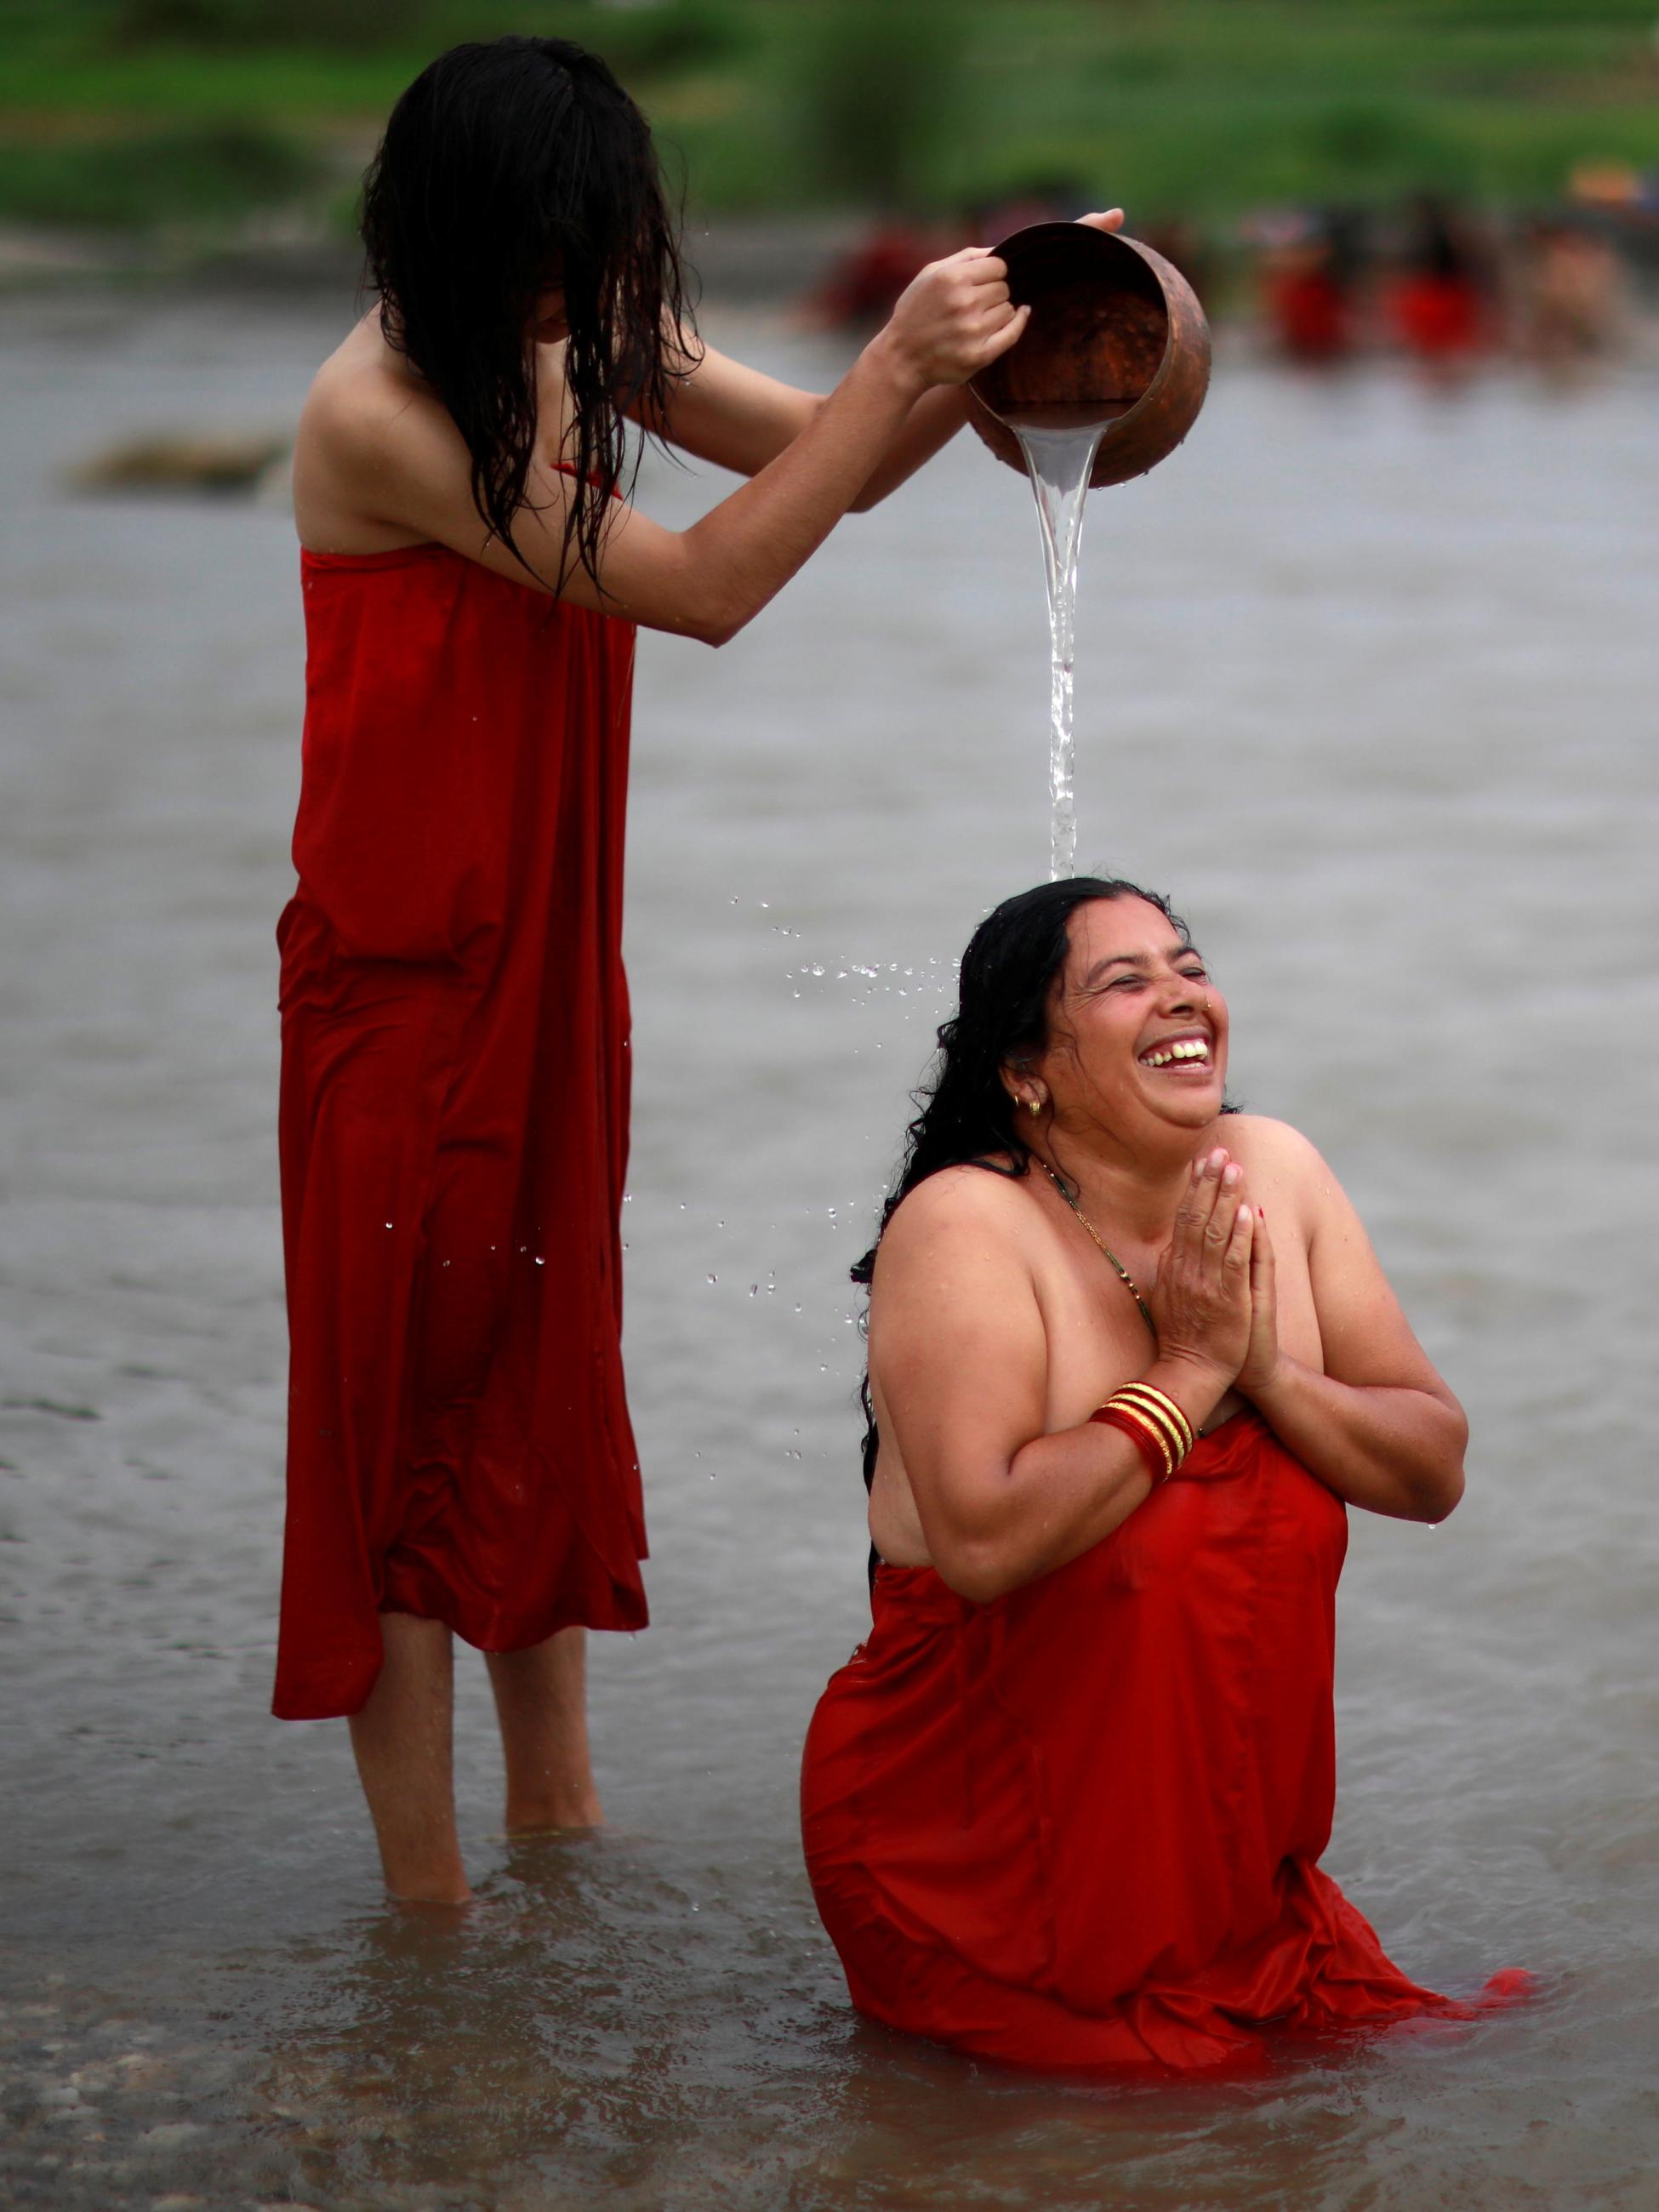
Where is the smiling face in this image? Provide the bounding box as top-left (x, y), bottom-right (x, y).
top-left (1021, 895), bottom-right (1229, 1150)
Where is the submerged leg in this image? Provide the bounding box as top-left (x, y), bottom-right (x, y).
top-left (487, 1626), bottom-right (604, 1833)
top-left (348, 1611), bottom-right (471, 1905)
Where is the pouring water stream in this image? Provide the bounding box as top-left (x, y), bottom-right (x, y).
top-left (1012, 407), bottom-right (1129, 879)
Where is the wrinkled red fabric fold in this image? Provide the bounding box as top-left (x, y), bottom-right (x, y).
top-left (273, 542), bottom-right (647, 1721)
top-left (801, 1413), bottom-right (1526, 2070)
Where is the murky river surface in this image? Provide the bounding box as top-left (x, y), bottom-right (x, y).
top-left (3, 288), bottom-right (1657, 2209)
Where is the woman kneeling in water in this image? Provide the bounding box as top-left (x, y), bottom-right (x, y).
top-left (801, 877), bottom-right (1525, 2071)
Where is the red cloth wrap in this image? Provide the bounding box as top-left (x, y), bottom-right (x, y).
top-left (801, 1412), bottom-right (1527, 2070)
top-left (273, 539), bottom-right (647, 1720)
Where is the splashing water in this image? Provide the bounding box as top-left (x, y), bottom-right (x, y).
top-left (1012, 404), bottom-right (1131, 878)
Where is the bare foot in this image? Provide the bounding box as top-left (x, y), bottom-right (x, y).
top-left (390, 1882), bottom-right (474, 1911)
top-left (504, 1783), bottom-right (605, 1835)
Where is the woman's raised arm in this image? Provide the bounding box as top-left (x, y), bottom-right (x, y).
top-left (312, 249), bottom-right (1026, 644)
top-left (641, 344), bottom-right (976, 516)
top-left (641, 210), bottom-right (1126, 513)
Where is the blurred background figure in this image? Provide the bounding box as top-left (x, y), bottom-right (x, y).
top-left (1138, 215), bottom-right (1217, 307)
top-left (1383, 194), bottom-right (1498, 379)
top-left (1513, 214), bottom-right (1631, 378)
top-left (802, 211), bottom-right (947, 330)
top-left (803, 184), bottom-right (1093, 334)
top-left (1258, 208), bottom-right (1368, 367)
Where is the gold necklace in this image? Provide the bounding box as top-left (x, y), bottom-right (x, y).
top-left (1037, 1160), bottom-right (1157, 1341)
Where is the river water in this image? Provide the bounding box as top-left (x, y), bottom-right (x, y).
top-left (2, 288), bottom-right (1657, 2210)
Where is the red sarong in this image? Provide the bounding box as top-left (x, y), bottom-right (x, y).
top-left (273, 540), bottom-right (647, 1721)
top-left (802, 1412), bottom-right (1526, 2070)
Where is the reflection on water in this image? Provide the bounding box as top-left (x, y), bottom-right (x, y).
top-left (2, 289), bottom-right (1658, 2209)
top-left (0, 1844), bottom-right (1561, 2212)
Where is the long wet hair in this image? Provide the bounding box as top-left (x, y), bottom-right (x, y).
top-left (852, 876), bottom-right (1204, 1508)
top-left (361, 35), bottom-right (699, 589)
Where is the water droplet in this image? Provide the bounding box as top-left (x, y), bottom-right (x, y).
top-left (706, 1273), bottom-right (717, 1286)
top-left (748, 1284), bottom-right (758, 1297)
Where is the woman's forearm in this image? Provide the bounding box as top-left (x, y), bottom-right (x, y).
top-left (943, 1357), bottom-right (1228, 1602)
top-left (672, 334), bottom-right (928, 639)
top-left (848, 385), bottom-right (972, 510)
top-left (1245, 1356), bottom-right (1466, 1522)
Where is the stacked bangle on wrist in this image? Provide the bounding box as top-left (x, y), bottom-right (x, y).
top-left (1090, 1382), bottom-right (1196, 1485)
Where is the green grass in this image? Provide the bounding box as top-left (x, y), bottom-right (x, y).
top-left (2, 0), bottom-right (1657, 231)
top-left (0, 120), bottom-right (316, 227)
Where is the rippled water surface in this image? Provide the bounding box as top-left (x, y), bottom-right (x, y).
top-left (3, 289), bottom-right (1657, 2209)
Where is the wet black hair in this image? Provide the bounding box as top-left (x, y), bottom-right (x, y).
top-left (851, 875), bottom-right (1216, 1526)
top-left (361, 34), bottom-right (699, 590)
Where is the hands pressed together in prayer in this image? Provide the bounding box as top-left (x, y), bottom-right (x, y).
top-left (1152, 1147), bottom-right (1280, 1405)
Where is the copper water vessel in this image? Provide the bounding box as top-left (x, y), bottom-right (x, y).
top-left (969, 223), bottom-right (1211, 487)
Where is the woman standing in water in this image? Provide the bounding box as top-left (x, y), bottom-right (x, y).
top-left (802, 879), bottom-right (1525, 2068)
top-left (278, 34), bottom-right (1080, 1905)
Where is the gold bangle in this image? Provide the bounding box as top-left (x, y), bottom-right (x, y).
top-left (1114, 1382), bottom-right (1195, 1459)
top-left (1091, 1400), bottom-right (1172, 1480)
top-left (1097, 1382), bottom-right (1194, 1477)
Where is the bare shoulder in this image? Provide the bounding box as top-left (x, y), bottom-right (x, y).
top-left (1229, 1115), bottom-right (1371, 1256)
top-left (1221, 1114), bottom-right (1348, 1231)
top-left (299, 316), bottom-right (448, 470)
top-left (294, 314), bottom-right (466, 548)
top-left (877, 1161), bottom-right (1038, 1268)
top-left (1223, 1113), bottom-right (1328, 1177)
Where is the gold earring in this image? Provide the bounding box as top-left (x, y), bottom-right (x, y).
top-left (1028, 1097), bottom-right (1042, 1117)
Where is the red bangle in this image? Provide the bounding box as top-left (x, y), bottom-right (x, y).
top-left (1091, 1402), bottom-right (1174, 1484)
top-left (1090, 1383), bottom-right (1195, 1484)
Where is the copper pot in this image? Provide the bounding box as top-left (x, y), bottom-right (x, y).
top-left (968, 224), bottom-right (1211, 487)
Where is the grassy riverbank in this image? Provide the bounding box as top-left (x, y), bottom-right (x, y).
top-left (3, 0), bottom-right (1658, 242)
